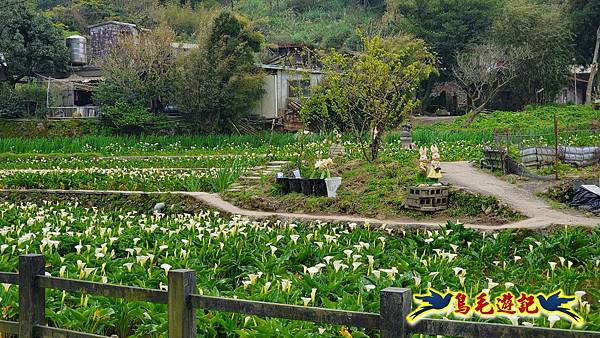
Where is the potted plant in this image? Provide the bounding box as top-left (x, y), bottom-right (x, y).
top-left (313, 158), bottom-right (341, 198)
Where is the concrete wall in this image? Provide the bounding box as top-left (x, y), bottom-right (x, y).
top-left (254, 69), bottom-right (323, 119)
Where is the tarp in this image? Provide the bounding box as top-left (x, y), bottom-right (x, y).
top-left (570, 185), bottom-right (600, 212)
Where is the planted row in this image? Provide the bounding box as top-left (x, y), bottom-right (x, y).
top-left (0, 201), bottom-right (597, 336)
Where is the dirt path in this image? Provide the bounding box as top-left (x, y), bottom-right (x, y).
top-left (5, 188), bottom-right (596, 231)
top-left (441, 162), bottom-right (600, 227)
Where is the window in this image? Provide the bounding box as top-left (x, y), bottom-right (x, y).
top-left (288, 79), bottom-right (311, 98)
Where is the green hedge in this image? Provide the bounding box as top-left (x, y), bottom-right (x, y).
top-left (0, 119), bottom-right (100, 138)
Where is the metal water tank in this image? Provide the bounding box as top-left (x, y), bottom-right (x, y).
top-left (66, 35), bottom-right (87, 66)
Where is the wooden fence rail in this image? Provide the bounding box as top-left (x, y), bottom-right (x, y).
top-left (0, 254), bottom-right (597, 338)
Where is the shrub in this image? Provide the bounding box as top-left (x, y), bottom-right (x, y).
top-left (100, 101), bottom-right (155, 135)
top-left (0, 83), bottom-right (48, 118)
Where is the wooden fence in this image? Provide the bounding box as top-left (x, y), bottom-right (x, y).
top-left (0, 254), bottom-right (599, 338)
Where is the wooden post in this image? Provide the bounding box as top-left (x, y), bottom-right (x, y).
top-left (168, 269), bottom-right (196, 338)
top-left (554, 111), bottom-right (559, 180)
top-left (380, 287), bottom-right (412, 338)
top-left (19, 254), bottom-right (46, 338)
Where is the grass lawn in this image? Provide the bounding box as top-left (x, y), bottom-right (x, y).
top-left (224, 158), bottom-right (525, 225)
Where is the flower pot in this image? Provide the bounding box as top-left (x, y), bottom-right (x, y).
top-left (325, 177), bottom-right (342, 198)
top-left (312, 179), bottom-right (327, 196)
top-left (300, 178), bottom-right (315, 195)
top-left (289, 178), bottom-right (302, 193)
top-left (276, 177), bottom-right (290, 194)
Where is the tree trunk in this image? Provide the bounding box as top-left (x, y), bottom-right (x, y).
top-left (586, 25), bottom-right (600, 104)
top-left (461, 103), bottom-right (486, 128)
top-left (369, 123), bottom-right (383, 161)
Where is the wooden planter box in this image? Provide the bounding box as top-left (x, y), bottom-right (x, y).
top-left (405, 185), bottom-right (449, 211)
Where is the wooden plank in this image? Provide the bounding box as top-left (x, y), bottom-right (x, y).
top-left (380, 287), bottom-right (411, 338)
top-left (190, 294), bottom-right (381, 329)
top-left (37, 276), bottom-right (168, 304)
top-left (35, 325), bottom-right (109, 338)
top-left (0, 320), bottom-right (19, 334)
top-left (412, 318), bottom-right (600, 338)
top-left (168, 269), bottom-right (196, 338)
top-left (19, 254), bottom-right (46, 338)
top-left (0, 272), bottom-right (19, 285)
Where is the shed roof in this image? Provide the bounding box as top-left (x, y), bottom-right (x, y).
top-left (88, 21), bottom-right (138, 29)
top-left (258, 64), bottom-right (322, 74)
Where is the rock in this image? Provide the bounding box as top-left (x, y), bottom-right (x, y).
top-left (153, 202), bottom-right (166, 214)
top-left (36, 123), bottom-right (47, 134)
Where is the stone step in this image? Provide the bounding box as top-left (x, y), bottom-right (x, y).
top-left (240, 176), bottom-right (261, 181)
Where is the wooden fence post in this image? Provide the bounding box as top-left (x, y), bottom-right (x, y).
top-left (19, 254), bottom-right (46, 338)
top-left (168, 269), bottom-right (196, 338)
top-left (380, 287), bottom-right (412, 338)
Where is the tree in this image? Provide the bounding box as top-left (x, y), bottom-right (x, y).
top-left (47, 0), bottom-right (159, 34)
top-left (301, 34), bottom-right (436, 161)
top-left (491, 0), bottom-right (573, 107)
top-left (94, 24), bottom-right (178, 114)
top-left (569, 0), bottom-right (600, 65)
top-left (384, 0), bottom-right (500, 74)
top-left (175, 12), bottom-right (264, 134)
top-left (153, 4), bottom-right (219, 41)
top-left (453, 44), bottom-right (530, 127)
top-left (586, 25), bottom-right (599, 103)
top-left (0, 1), bottom-right (68, 85)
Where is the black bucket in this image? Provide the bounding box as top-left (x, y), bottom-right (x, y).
top-left (312, 179), bottom-right (327, 196)
top-left (289, 178), bottom-right (302, 193)
top-left (276, 177), bottom-right (290, 194)
top-left (301, 178), bottom-right (315, 195)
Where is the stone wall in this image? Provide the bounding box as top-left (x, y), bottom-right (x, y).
top-left (89, 22), bottom-right (138, 62)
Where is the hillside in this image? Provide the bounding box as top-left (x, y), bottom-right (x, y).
top-left (236, 0), bottom-right (384, 49)
top-left (39, 0), bottom-right (384, 49)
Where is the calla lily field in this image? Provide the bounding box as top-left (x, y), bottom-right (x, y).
top-left (0, 105), bottom-right (598, 336)
top-left (0, 200), bottom-right (597, 336)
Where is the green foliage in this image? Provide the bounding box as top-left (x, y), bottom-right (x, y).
top-left (491, 0), bottom-right (573, 108)
top-left (46, 0), bottom-right (159, 33)
top-left (0, 119), bottom-right (99, 138)
top-left (0, 1), bottom-right (69, 83)
top-left (0, 201), bottom-right (597, 334)
top-left (94, 24), bottom-right (177, 115)
top-left (384, 0), bottom-right (500, 73)
top-left (205, 158), bottom-right (247, 192)
top-left (100, 101), bottom-right (156, 134)
top-left (301, 34), bottom-right (436, 160)
top-left (176, 12), bottom-right (265, 134)
top-left (569, 0), bottom-right (600, 65)
top-left (0, 82), bottom-right (48, 118)
top-left (154, 4), bottom-right (219, 42)
top-left (46, 0), bottom-right (117, 34)
top-left (237, 0), bottom-right (383, 49)
top-left (422, 105), bottom-right (600, 131)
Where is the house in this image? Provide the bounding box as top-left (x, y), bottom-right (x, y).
top-left (44, 21), bottom-right (146, 118)
top-left (429, 82), bottom-right (468, 115)
top-left (253, 64), bottom-right (322, 130)
top-left (43, 21), bottom-right (324, 127)
top-left (556, 65), bottom-right (593, 105)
